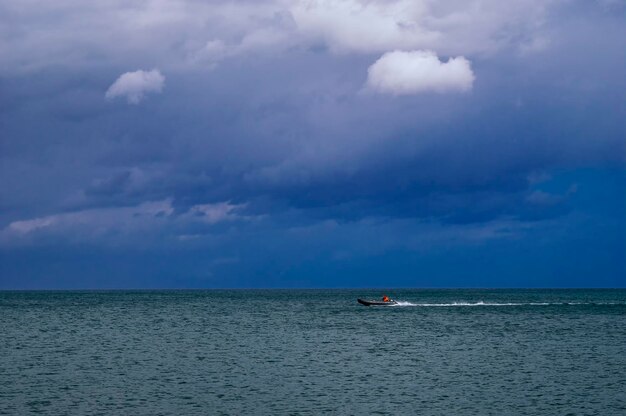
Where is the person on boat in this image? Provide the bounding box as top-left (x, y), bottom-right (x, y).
top-left (382, 295), bottom-right (390, 302)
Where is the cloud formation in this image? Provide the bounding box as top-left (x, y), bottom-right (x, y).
top-left (1, 0), bottom-right (625, 287)
top-left (289, 0), bottom-right (556, 56)
top-left (290, 0), bottom-right (437, 53)
top-left (1, 199), bottom-right (246, 247)
top-left (366, 50), bottom-right (474, 94)
top-left (0, 0), bottom-right (560, 75)
top-left (105, 69), bottom-right (165, 104)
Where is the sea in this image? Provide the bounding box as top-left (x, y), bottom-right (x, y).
top-left (1, 289), bottom-right (625, 415)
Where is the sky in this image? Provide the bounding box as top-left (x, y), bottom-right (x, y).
top-left (0, 0), bottom-right (625, 289)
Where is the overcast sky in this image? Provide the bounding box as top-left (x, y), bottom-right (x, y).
top-left (1, 0), bottom-right (625, 288)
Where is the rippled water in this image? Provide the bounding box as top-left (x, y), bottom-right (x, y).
top-left (1, 289), bottom-right (625, 415)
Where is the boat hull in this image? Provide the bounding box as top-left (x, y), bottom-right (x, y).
top-left (357, 298), bottom-right (397, 306)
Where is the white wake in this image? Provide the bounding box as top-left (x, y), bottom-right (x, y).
top-left (390, 301), bottom-right (622, 307)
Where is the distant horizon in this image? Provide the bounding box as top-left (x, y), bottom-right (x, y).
top-left (2, 286), bottom-right (626, 291)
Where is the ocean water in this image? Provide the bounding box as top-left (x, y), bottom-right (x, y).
top-left (1, 289), bottom-right (625, 415)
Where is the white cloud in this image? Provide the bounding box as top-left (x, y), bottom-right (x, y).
top-left (4, 199), bottom-right (174, 238)
top-left (0, 199), bottom-right (248, 247)
top-left (366, 50), bottom-right (474, 95)
top-left (290, 0), bottom-right (437, 54)
top-left (8, 217), bottom-right (57, 234)
top-left (105, 69), bottom-right (165, 104)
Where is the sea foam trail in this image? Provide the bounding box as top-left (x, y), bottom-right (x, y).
top-left (391, 301), bottom-right (623, 307)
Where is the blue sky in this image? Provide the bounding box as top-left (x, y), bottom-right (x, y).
top-left (1, 0), bottom-right (624, 289)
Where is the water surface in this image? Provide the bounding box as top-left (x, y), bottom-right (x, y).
top-left (1, 289), bottom-right (625, 415)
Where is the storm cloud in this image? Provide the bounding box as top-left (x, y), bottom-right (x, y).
top-left (1, 0), bottom-right (625, 288)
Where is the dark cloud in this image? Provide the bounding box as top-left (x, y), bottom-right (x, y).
top-left (0, 0), bottom-right (624, 287)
